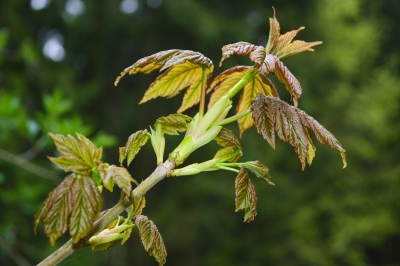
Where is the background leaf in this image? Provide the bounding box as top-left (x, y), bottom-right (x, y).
top-left (235, 168), bottom-right (258, 222)
top-left (135, 215), bottom-right (167, 266)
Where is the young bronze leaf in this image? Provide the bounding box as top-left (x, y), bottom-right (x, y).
top-left (135, 215), bottom-right (167, 266)
top-left (119, 130), bottom-right (149, 166)
top-left (154, 114), bottom-right (192, 135)
top-left (235, 168), bottom-right (258, 222)
top-left (140, 61), bottom-right (213, 112)
top-left (208, 66), bottom-right (249, 109)
top-left (237, 73), bottom-right (279, 135)
top-left (213, 127), bottom-right (243, 163)
top-left (265, 10), bottom-right (322, 59)
top-left (161, 50), bottom-right (213, 71)
top-left (272, 58), bottom-right (302, 107)
top-left (220, 42), bottom-right (266, 68)
top-left (34, 174), bottom-right (75, 246)
top-left (241, 160), bottom-right (274, 185)
top-left (48, 133), bottom-right (102, 175)
top-left (252, 95), bottom-right (309, 169)
top-left (99, 165), bottom-right (137, 197)
top-left (296, 109), bottom-right (347, 168)
top-left (69, 176), bottom-right (102, 244)
top-left (114, 49), bottom-right (181, 85)
top-left (252, 94), bottom-right (346, 169)
top-left (127, 196), bottom-right (146, 218)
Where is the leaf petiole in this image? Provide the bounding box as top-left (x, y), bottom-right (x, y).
top-left (211, 108), bottom-right (252, 127)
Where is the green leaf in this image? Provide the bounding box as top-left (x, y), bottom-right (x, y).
top-left (34, 175), bottom-right (102, 245)
top-left (127, 196), bottom-right (146, 218)
top-left (241, 160), bottom-right (274, 185)
top-left (251, 94), bottom-right (346, 169)
top-left (119, 130), bottom-right (150, 166)
top-left (235, 168), bottom-right (258, 222)
top-left (208, 66), bottom-right (249, 108)
top-left (154, 113), bottom-right (192, 135)
top-left (69, 176), bottom-right (103, 244)
top-left (99, 165), bottom-right (137, 197)
top-left (114, 50), bottom-right (213, 113)
top-left (219, 42), bottom-right (266, 68)
top-left (34, 175), bottom-right (75, 246)
top-left (140, 61), bottom-right (213, 112)
top-left (48, 133), bottom-right (103, 175)
top-left (213, 127), bottom-right (242, 163)
top-left (237, 72), bottom-right (278, 135)
top-left (265, 8), bottom-right (322, 59)
top-left (208, 66), bottom-right (278, 134)
top-left (135, 215), bottom-right (167, 266)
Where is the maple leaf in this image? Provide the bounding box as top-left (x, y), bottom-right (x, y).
top-left (153, 113), bottom-right (192, 135)
top-left (99, 164), bottom-right (137, 197)
top-left (48, 133), bottom-right (102, 175)
top-left (119, 130), bottom-right (150, 166)
top-left (251, 94), bottom-right (347, 169)
top-left (235, 168), bottom-right (258, 222)
top-left (135, 215), bottom-right (167, 266)
top-left (265, 8), bottom-right (323, 59)
top-left (213, 127), bottom-right (243, 163)
top-left (115, 50), bottom-right (214, 113)
top-left (208, 66), bottom-right (278, 135)
top-left (34, 174), bottom-right (102, 245)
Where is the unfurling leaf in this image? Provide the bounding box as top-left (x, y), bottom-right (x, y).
top-left (213, 127), bottom-right (242, 163)
top-left (91, 216), bottom-right (133, 251)
top-left (208, 66), bottom-right (278, 134)
top-left (114, 50), bottom-right (213, 113)
top-left (48, 133), bottom-right (102, 175)
top-left (135, 215), bottom-right (167, 266)
top-left (99, 165), bottom-right (137, 197)
top-left (154, 114), bottom-right (192, 135)
top-left (119, 130), bottom-right (149, 166)
top-left (241, 160), bottom-right (274, 185)
top-left (235, 168), bottom-right (257, 222)
top-left (265, 9), bottom-right (322, 59)
top-left (251, 94), bottom-right (347, 169)
top-left (34, 175), bottom-right (102, 245)
top-left (220, 42), bottom-right (266, 68)
top-left (127, 196), bottom-right (146, 218)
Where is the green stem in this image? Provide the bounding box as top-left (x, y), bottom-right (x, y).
top-left (38, 159), bottom-right (175, 266)
top-left (227, 71), bottom-right (258, 99)
top-left (211, 108), bottom-right (252, 127)
top-left (217, 166), bottom-right (239, 173)
top-left (199, 67), bottom-right (208, 119)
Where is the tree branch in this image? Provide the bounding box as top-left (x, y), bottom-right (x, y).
top-left (37, 159), bottom-right (175, 266)
top-left (0, 148), bottom-right (59, 182)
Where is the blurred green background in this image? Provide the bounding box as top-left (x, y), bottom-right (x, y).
top-left (1, 0), bottom-right (399, 265)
